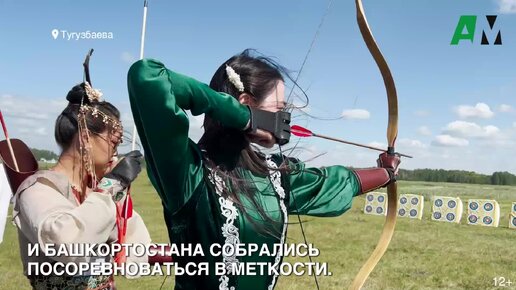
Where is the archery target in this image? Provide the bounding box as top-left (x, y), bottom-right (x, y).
top-left (364, 192), bottom-right (387, 216)
top-left (467, 199), bottom-right (500, 227)
top-left (509, 202), bottom-right (516, 229)
top-left (431, 196), bottom-right (463, 223)
top-left (397, 194), bottom-right (424, 220)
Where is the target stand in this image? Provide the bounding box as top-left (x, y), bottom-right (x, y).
top-left (431, 196), bottom-right (463, 223)
top-left (363, 192), bottom-right (387, 216)
top-left (467, 199), bottom-right (500, 227)
top-left (398, 194), bottom-right (424, 219)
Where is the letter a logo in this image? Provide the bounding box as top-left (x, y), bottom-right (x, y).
top-left (451, 15), bottom-right (477, 45)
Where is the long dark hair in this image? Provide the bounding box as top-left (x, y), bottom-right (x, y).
top-left (55, 83), bottom-right (120, 152)
top-left (199, 49), bottom-right (293, 238)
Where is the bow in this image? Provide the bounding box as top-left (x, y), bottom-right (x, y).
top-left (349, 1), bottom-right (399, 289)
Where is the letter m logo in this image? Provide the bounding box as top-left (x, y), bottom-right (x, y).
top-left (481, 15), bottom-right (502, 45)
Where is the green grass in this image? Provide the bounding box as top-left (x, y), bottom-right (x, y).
top-left (1, 176), bottom-right (515, 290)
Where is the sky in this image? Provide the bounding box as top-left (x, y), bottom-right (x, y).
top-left (0, 0), bottom-right (515, 175)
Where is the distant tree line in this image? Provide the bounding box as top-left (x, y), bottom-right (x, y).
top-left (30, 148), bottom-right (58, 161)
top-left (398, 169), bottom-right (516, 186)
top-left (26, 148), bottom-right (516, 185)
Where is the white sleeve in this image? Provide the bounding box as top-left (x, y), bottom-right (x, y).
top-left (124, 210), bottom-right (152, 278)
top-left (17, 182), bottom-right (116, 263)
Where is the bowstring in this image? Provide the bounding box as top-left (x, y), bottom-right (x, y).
top-left (282, 1), bottom-right (334, 289)
top-left (278, 145), bottom-right (320, 290)
top-left (286, 0), bottom-right (334, 106)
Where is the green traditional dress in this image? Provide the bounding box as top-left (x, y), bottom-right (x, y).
top-left (127, 59), bottom-right (361, 290)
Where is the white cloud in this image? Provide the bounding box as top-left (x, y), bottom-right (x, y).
top-left (0, 94), bottom-right (65, 121)
top-left (0, 94), bottom-right (69, 152)
top-left (341, 109), bottom-right (370, 120)
top-left (367, 142), bottom-right (387, 151)
top-left (498, 0), bottom-right (516, 13)
top-left (418, 126), bottom-right (432, 136)
top-left (121, 52), bottom-right (136, 64)
top-left (499, 104), bottom-right (513, 112)
top-left (432, 135), bottom-right (469, 147)
top-left (300, 136), bottom-right (515, 175)
top-left (513, 122), bottom-right (516, 128)
top-left (480, 139), bottom-right (516, 148)
top-left (443, 120), bottom-right (500, 139)
top-left (455, 103), bottom-right (494, 119)
top-left (398, 138), bottom-right (427, 149)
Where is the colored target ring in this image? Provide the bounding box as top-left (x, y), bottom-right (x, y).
top-left (483, 203), bottom-right (493, 211)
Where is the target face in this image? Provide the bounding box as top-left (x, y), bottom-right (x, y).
top-left (365, 206), bottom-right (373, 213)
top-left (448, 200), bottom-right (457, 208)
top-left (376, 207), bottom-right (384, 214)
top-left (411, 198), bottom-right (419, 205)
top-left (513, 204), bottom-right (516, 212)
top-left (512, 217), bottom-right (516, 227)
top-left (483, 203), bottom-right (493, 211)
top-left (483, 216), bottom-right (493, 224)
top-left (400, 197), bottom-right (407, 204)
top-left (410, 209), bottom-right (418, 217)
top-left (433, 212), bottom-right (442, 219)
top-left (469, 215), bottom-right (478, 223)
top-left (435, 199), bottom-right (443, 207)
top-left (399, 209), bottom-right (406, 216)
top-left (367, 195), bottom-right (374, 201)
top-left (378, 196), bottom-right (385, 203)
top-left (446, 213), bottom-right (455, 221)
top-left (469, 202), bottom-right (478, 210)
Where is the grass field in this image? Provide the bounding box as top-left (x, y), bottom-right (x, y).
top-left (1, 174), bottom-right (515, 290)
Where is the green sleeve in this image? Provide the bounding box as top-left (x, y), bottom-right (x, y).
top-left (287, 159), bottom-right (361, 216)
top-left (127, 59), bottom-right (250, 212)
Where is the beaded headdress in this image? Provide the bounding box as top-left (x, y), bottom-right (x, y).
top-left (76, 49), bottom-right (123, 198)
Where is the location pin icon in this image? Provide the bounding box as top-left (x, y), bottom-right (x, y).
top-left (51, 29), bottom-right (59, 39)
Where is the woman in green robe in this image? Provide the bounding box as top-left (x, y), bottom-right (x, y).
top-left (127, 50), bottom-right (400, 290)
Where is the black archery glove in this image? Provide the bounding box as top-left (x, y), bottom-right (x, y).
top-left (104, 150), bottom-right (143, 188)
top-left (245, 106), bottom-right (291, 145)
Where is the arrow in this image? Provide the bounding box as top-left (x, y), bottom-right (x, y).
top-left (291, 125), bottom-right (413, 158)
top-left (132, 0), bottom-right (149, 151)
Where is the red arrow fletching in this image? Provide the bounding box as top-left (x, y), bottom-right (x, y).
top-left (291, 125), bottom-right (314, 137)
